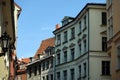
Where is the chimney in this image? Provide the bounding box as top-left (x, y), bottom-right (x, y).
top-left (56, 24), bottom-right (60, 30)
top-left (30, 57), bottom-right (32, 62)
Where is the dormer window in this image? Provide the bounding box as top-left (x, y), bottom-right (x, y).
top-left (61, 16), bottom-right (74, 26)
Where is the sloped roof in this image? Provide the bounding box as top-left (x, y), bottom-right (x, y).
top-left (34, 37), bottom-right (55, 59)
top-left (22, 58), bottom-right (30, 64)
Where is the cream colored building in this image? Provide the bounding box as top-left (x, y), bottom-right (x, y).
top-left (53, 3), bottom-right (111, 80)
top-left (107, 0), bottom-right (120, 80)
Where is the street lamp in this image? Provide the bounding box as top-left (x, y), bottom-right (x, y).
top-left (0, 32), bottom-right (11, 56)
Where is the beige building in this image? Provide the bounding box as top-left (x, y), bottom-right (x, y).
top-left (53, 3), bottom-right (110, 80)
top-left (0, 0), bottom-right (21, 80)
top-left (107, 0), bottom-right (120, 80)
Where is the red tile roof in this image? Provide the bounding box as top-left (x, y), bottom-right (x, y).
top-left (22, 58), bottom-right (30, 64)
top-left (34, 37), bottom-right (55, 59)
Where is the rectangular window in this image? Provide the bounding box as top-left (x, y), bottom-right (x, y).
top-left (57, 53), bottom-right (60, 65)
top-left (39, 65), bottom-right (41, 74)
top-left (84, 63), bottom-right (86, 77)
top-left (42, 62), bottom-right (45, 71)
top-left (71, 48), bottom-right (75, 61)
top-left (46, 61), bottom-right (49, 69)
top-left (79, 65), bottom-right (81, 78)
top-left (64, 51), bottom-right (67, 63)
top-left (102, 37), bottom-right (107, 51)
top-left (51, 74), bottom-right (53, 80)
top-left (57, 34), bottom-right (61, 45)
top-left (79, 44), bottom-right (81, 55)
top-left (71, 27), bottom-right (75, 39)
top-left (70, 69), bottom-right (74, 80)
top-left (102, 12), bottom-right (107, 25)
top-left (50, 59), bottom-right (53, 68)
top-left (34, 66), bottom-right (37, 76)
top-left (84, 16), bottom-right (86, 28)
top-left (102, 61), bottom-right (110, 75)
top-left (63, 70), bottom-right (67, 80)
top-left (57, 72), bottom-right (60, 80)
top-left (46, 75), bottom-right (49, 80)
top-left (84, 39), bottom-right (86, 53)
top-left (79, 21), bottom-right (82, 32)
top-left (64, 31), bottom-right (68, 42)
top-left (29, 68), bottom-right (32, 78)
top-left (117, 46), bottom-right (120, 69)
top-left (43, 76), bottom-right (45, 80)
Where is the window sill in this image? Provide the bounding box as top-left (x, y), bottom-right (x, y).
top-left (101, 74), bottom-right (111, 76)
top-left (82, 75), bottom-right (86, 78)
top-left (69, 37), bottom-right (75, 41)
top-left (78, 32), bottom-right (82, 36)
top-left (100, 24), bottom-right (107, 27)
top-left (62, 41), bottom-right (68, 44)
top-left (56, 44), bottom-right (61, 47)
top-left (82, 27), bottom-right (87, 32)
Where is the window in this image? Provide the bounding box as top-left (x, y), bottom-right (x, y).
top-left (43, 76), bottom-right (45, 80)
top-left (83, 39), bottom-right (86, 53)
top-left (46, 61), bottom-right (49, 69)
top-left (102, 61), bottom-right (110, 75)
top-left (117, 46), bottom-right (120, 69)
top-left (70, 69), bottom-right (74, 80)
top-left (64, 51), bottom-right (67, 63)
top-left (42, 62), bottom-right (45, 71)
top-left (46, 75), bottom-right (49, 80)
top-left (79, 44), bottom-right (81, 55)
top-left (29, 68), bottom-right (32, 78)
top-left (102, 12), bottom-right (107, 25)
top-left (84, 63), bottom-right (86, 77)
top-left (64, 31), bottom-right (68, 42)
top-left (50, 59), bottom-right (53, 68)
top-left (57, 34), bottom-right (61, 45)
top-left (79, 21), bottom-right (82, 32)
top-left (39, 65), bottom-right (41, 74)
top-left (63, 70), bottom-right (67, 80)
top-left (71, 48), bottom-right (75, 61)
top-left (71, 27), bottom-right (75, 39)
top-left (57, 72), bottom-right (60, 80)
top-left (84, 16), bottom-right (87, 28)
top-left (51, 74), bottom-right (53, 80)
top-left (102, 37), bottom-right (107, 51)
top-left (57, 53), bottom-right (60, 65)
top-left (79, 65), bottom-right (81, 78)
top-left (108, 17), bottom-right (113, 39)
top-left (34, 66), bottom-right (37, 76)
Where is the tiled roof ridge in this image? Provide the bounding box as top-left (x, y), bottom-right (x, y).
top-left (34, 37), bottom-right (55, 59)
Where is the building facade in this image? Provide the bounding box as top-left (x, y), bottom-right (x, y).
top-left (0, 0), bottom-right (20, 80)
top-left (53, 3), bottom-right (110, 80)
top-left (107, 0), bottom-right (120, 80)
top-left (16, 58), bottom-right (30, 80)
top-left (27, 37), bottom-right (55, 80)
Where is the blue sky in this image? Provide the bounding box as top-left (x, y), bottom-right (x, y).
top-left (15, 0), bottom-right (106, 58)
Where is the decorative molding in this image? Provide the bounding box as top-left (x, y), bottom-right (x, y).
top-left (69, 43), bottom-right (75, 48)
top-left (56, 49), bottom-right (61, 53)
top-left (82, 34), bottom-right (86, 39)
top-left (62, 46), bottom-right (68, 51)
